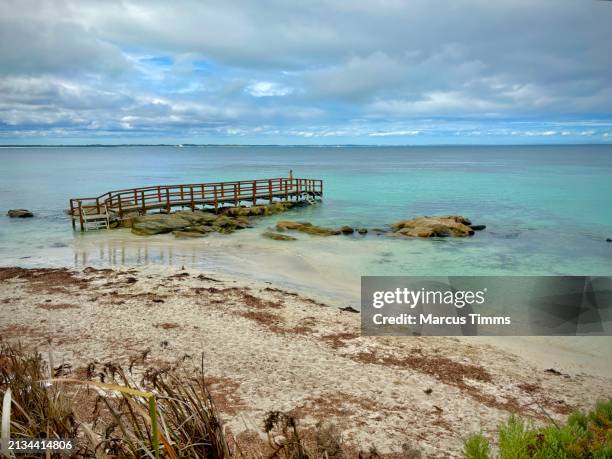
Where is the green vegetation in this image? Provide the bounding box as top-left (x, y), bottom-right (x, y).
top-left (0, 343), bottom-right (395, 458)
top-left (464, 401), bottom-right (612, 459)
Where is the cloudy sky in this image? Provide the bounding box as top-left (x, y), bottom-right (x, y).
top-left (1, 0), bottom-right (612, 145)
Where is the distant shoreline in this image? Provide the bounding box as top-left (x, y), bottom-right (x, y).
top-left (1, 143), bottom-right (611, 148)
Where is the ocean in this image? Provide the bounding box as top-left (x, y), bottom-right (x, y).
top-left (1, 145), bottom-right (611, 303)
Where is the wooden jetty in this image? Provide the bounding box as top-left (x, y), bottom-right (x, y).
top-left (69, 175), bottom-right (323, 231)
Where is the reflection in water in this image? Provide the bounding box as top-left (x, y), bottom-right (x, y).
top-left (67, 228), bottom-right (363, 305)
top-left (73, 238), bottom-right (207, 269)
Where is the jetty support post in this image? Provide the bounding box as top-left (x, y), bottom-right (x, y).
top-left (78, 202), bottom-right (84, 231)
top-left (70, 200), bottom-right (76, 229)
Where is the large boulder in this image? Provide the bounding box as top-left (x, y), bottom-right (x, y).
top-left (175, 210), bottom-right (217, 224)
top-left (390, 216), bottom-right (476, 238)
top-left (7, 209), bottom-right (33, 218)
top-left (276, 220), bottom-right (341, 236)
top-left (131, 214), bottom-right (193, 235)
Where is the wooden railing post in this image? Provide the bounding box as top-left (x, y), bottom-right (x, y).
top-left (190, 187), bottom-right (195, 211)
top-left (118, 195), bottom-right (123, 219)
top-left (180, 185), bottom-right (184, 201)
top-left (252, 180), bottom-right (256, 205)
top-left (268, 179), bottom-right (272, 202)
top-left (166, 188), bottom-right (170, 212)
top-left (213, 185), bottom-right (218, 213)
top-left (284, 179), bottom-right (288, 201)
top-left (141, 191), bottom-right (146, 214)
top-left (157, 186), bottom-right (161, 202)
top-left (96, 197), bottom-right (100, 215)
top-left (234, 184), bottom-right (238, 206)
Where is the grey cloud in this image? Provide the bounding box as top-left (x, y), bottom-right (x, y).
top-left (0, 0), bottom-right (611, 140)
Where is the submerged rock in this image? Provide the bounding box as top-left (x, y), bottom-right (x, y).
top-left (391, 216), bottom-right (476, 238)
top-left (276, 220), bottom-right (341, 236)
top-left (261, 231), bottom-right (297, 241)
top-left (340, 225), bottom-right (354, 235)
top-left (470, 224), bottom-right (487, 231)
top-left (173, 230), bottom-right (208, 239)
top-left (607, 238), bottom-right (612, 242)
top-left (357, 228), bottom-right (368, 235)
top-left (7, 209), bottom-right (33, 218)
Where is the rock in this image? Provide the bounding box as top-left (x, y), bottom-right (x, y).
top-left (213, 215), bottom-right (236, 229)
top-left (223, 207), bottom-right (252, 217)
top-left (233, 216), bottom-right (251, 229)
top-left (276, 220), bottom-right (312, 231)
top-left (357, 228), bottom-right (368, 235)
top-left (276, 220), bottom-right (341, 236)
top-left (131, 210), bottom-right (243, 236)
top-left (339, 306), bottom-right (359, 313)
top-left (261, 231), bottom-right (297, 241)
top-left (184, 225), bottom-right (216, 234)
top-left (265, 201), bottom-right (294, 215)
top-left (340, 225), bottom-right (354, 235)
top-left (391, 216), bottom-right (475, 238)
top-left (470, 224), bottom-right (486, 231)
top-left (607, 238), bottom-right (612, 242)
top-left (173, 230), bottom-right (208, 238)
top-left (7, 209), bottom-right (33, 218)
top-left (131, 214), bottom-right (193, 235)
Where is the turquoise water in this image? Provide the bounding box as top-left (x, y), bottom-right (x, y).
top-left (1, 145), bottom-right (611, 301)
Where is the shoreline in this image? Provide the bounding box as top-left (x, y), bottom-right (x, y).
top-left (1, 265), bottom-right (610, 456)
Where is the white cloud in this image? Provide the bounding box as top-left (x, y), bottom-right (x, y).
top-left (245, 81), bottom-right (293, 97)
top-left (369, 130), bottom-right (420, 137)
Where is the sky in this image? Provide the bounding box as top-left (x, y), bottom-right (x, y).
top-left (1, 0), bottom-right (612, 145)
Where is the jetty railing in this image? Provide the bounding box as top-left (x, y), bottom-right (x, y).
top-left (69, 177), bottom-right (323, 230)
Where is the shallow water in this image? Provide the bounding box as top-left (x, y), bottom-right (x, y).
top-left (1, 145), bottom-right (611, 303)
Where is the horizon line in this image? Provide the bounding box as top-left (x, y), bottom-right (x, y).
top-left (1, 143), bottom-right (611, 148)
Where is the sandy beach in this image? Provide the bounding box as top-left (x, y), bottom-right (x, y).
top-left (1, 266), bottom-right (610, 457)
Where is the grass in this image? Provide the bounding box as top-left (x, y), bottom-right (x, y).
top-left (0, 343), bottom-right (389, 458)
top-left (463, 400), bottom-right (612, 458)
top-left (0, 343), bottom-right (229, 458)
